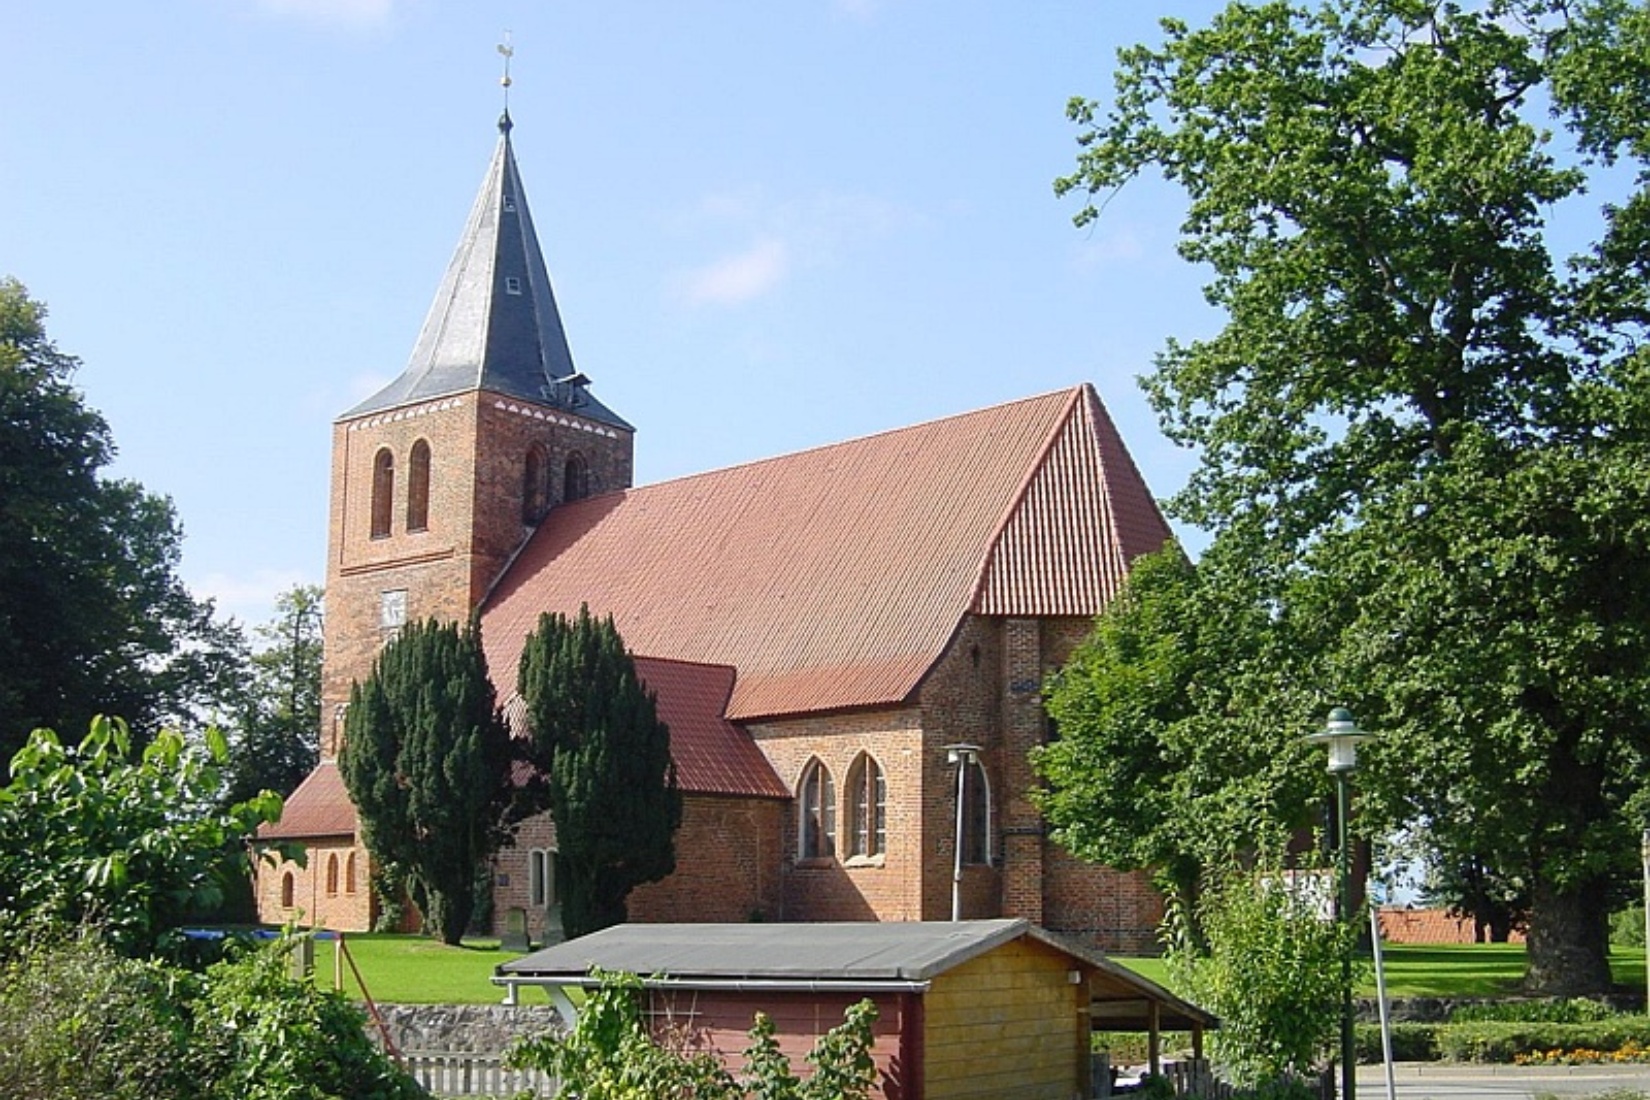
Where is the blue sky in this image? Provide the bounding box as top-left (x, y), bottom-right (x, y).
top-left (2, 1), bottom-right (1229, 628)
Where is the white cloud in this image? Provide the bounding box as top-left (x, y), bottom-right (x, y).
top-left (249, 0), bottom-right (394, 29)
top-left (679, 237), bottom-right (790, 307)
top-left (194, 567), bottom-right (314, 626)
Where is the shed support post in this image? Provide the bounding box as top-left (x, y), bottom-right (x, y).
top-left (1148, 1000), bottom-right (1161, 1078)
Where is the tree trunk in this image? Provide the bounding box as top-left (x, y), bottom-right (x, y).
top-left (1523, 878), bottom-right (1613, 995)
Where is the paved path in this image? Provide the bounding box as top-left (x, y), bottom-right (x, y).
top-left (1358, 1061), bottom-right (1650, 1099)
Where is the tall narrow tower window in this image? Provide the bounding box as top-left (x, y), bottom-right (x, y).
top-left (522, 443), bottom-right (550, 523)
top-left (406, 440), bottom-right (431, 532)
top-left (370, 448), bottom-right (394, 540)
top-left (564, 451), bottom-right (590, 503)
top-left (799, 759), bottom-right (836, 860)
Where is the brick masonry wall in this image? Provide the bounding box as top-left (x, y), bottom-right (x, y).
top-left (256, 838), bottom-right (376, 931)
top-left (492, 795), bottom-right (786, 940)
top-left (747, 708), bottom-right (927, 922)
top-left (917, 616), bottom-right (1005, 922)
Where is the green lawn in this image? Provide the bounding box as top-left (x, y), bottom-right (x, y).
top-left (1117, 943), bottom-right (1650, 1000)
top-left (307, 933), bottom-right (1650, 1006)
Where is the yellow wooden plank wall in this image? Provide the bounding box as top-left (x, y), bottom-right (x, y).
top-left (924, 938), bottom-right (1087, 1099)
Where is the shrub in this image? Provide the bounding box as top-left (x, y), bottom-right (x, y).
top-left (1437, 1020), bottom-right (1650, 1063)
top-left (1354, 1022), bottom-right (1439, 1063)
top-left (1450, 998), bottom-right (1619, 1024)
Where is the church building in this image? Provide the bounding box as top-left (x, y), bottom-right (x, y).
top-left (257, 112), bottom-right (1173, 953)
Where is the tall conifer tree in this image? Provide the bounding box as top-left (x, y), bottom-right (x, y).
top-left (340, 618), bottom-right (513, 944)
top-left (518, 606), bottom-right (681, 939)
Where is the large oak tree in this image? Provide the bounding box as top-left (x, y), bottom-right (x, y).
top-left (1043, 0), bottom-right (1650, 994)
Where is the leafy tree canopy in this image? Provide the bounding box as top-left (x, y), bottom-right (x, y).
top-left (518, 605), bottom-right (682, 939)
top-left (0, 277), bottom-right (247, 758)
top-left (220, 584), bottom-right (323, 808)
top-left (0, 715), bottom-right (283, 958)
top-left (1045, 0), bottom-right (1650, 994)
top-left (339, 617), bottom-right (514, 945)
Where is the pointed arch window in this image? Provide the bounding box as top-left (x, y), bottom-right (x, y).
top-left (523, 443), bottom-right (550, 524)
top-left (529, 848), bottom-right (556, 910)
top-left (799, 759), bottom-right (836, 860)
top-left (370, 448), bottom-right (394, 539)
top-left (345, 852), bottom-right (358, 895)
top-left (961, 758), bottom-right (993, 866)
top-left (280, 871), bottom-right (295, 909)
top-left (326, 853), bottom-right (340, 896)
top-left (563, 451), bottom-right (590, 503)
top-left (847, 753), bottom-right (886, 859)
top-left (406, 439), bottom-right (431, 532)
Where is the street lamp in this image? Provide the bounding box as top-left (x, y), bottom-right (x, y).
top-left (944, 743), bottom-right (981, 922)
top-left (1305, 707), bottom-right (1370, 1100)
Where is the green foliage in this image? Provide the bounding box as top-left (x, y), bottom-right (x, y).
top-left (506, 971), bottom-right (881, 1100)
top-left (0, 715), bottom-right (283, 958)
top-left (340, 617), bottom-right (515, 945)
top-left (1049, 0), bottom-right (1650, 996)
top-left (0, 930), bottom-right (422, 1100)
top-left (1450, 998), bottom-right (1619, 1024)
top-left (0, 929), bottom-right (199, 1099)
top-left (1435, 1019), bottom-right (1650, 1063)
top-left (0, 277), bottom-right (248, 757)
top-left (506, 970), bottom-right (735, 1099)
top-left (1612, 905), bottom-right (1646, 948)
top-left (1035, 548), bottom-right (1323, 906)
top-left (517, 606), bottom-right (681, 939)
top-left (1353, 1022), bottom-right (1440, 1064)
top-left (192, 934), bottom-right (424, 1100)
top-left (220, 584), bottom-right (323, 807)
top-left (1164, 859), bottom-right (1354, 1086)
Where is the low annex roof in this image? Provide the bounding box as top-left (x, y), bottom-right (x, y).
top-left (263, 658), bottom-right (781, 842)
top-left (258, 761), bottom-right (355, 840)
top-left (496, 919), bottom-right (1216, 1032)
top-left (482, 385), bottom-right (1172, 722)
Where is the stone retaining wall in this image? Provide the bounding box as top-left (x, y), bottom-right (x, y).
top-left (374, 1003), bottom-right (562, 1054)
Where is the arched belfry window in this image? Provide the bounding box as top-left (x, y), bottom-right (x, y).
top-left (406, 439), bottom-right (431, 532)
top-left (523, 443), bottom-right (550, 524)
top-left (799, 759), bottom-right (836, 860)
top-left (847, 753), bottom-right (886, 858)
top-left (564, 451), bottom-right (590, 503)
top-left (370, 448), bottom-right (394, 540)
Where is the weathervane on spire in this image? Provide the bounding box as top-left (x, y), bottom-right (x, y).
top-left (497, 32), bottom-right (514, 132)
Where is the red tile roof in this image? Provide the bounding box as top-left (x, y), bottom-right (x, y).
top-left (631, 656), bottom-right (787, 799)
top-left (482, 385), bottom-right (1172, 721)
top-left (259, 761), bottom-right (357, 840)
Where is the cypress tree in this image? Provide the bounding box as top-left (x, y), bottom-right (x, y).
top-left (340, 618), bottom-right (513, 944)
top-left (518, 605), bottom-right (681, 939)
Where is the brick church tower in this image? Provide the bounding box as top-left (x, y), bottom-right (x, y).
top-left (319, 111), bottom-right (633, 758)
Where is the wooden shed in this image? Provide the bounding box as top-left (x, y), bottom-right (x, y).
top-left (495, 919), bottom-right (1215, 1100)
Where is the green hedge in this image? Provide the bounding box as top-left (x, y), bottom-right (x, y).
top-left (1354, 1018), bottom-right (1650, 1063)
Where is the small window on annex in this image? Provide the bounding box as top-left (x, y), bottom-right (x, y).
top-left (522, 443), bottom-right (550, 524)
top-left (528, 848), bottom-right (556, 909)
top-left (406, 439), bottom-right (431, 532)
top-left (325, 853), bottom-right (340, 896)
top-left (370, 448), bottom-right (394, 539)
top-left (847, 753), bottom-right (886, 859)
top-left (961, 758), bottom-right (992, 866)
top-left (280, 871), bottom-right (295, 909)
top-left (345, 852), bottom-right (358, 895)
top-left (798, 759), bottom-right (836, 860)
top-left (563, 451), bottom-right (589, 503)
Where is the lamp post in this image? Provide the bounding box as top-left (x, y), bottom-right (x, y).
top-left (944, 743), bottom-right (981, 922)
top-left (1305, 707), bottom-right (1370, 1100)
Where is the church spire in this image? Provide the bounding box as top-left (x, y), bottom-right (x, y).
top-left (344, 112), bottom-right (629, 430)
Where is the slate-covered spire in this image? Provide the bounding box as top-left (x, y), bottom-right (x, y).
top-left (345, 113), bottom-right (629, 428)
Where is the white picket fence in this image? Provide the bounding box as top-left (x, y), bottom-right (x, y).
top-left (401, 1051), bottom-right (556, 1098)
